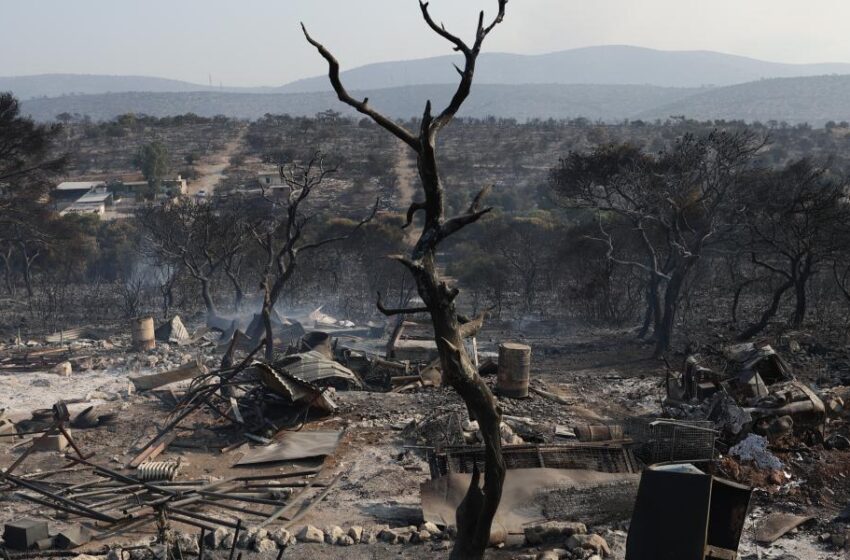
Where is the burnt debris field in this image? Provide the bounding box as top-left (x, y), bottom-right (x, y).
top-left (5, 2), bottom-right (850, 560)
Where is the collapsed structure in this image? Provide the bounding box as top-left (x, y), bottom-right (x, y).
top-left (0, 313), bottom-right (845, 559)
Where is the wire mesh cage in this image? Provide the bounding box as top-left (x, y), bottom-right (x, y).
top-left (624, 418), bottom-right (716, 464)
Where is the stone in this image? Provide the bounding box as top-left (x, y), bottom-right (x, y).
top-left (832, 532), bottom-right (848, 548)
top-left (53, 361), bottom-right (72, 376)
top-left (204, 528), bottom-right (228, 549)
top-left (3, 518), bottom-right (50, 550)
top-left (253, 538), bottom-right (277, 553)
top-left (175, 532), bottom-right (199, 555)
top-left (379, 528), bottom-right (399, 544)
top-left (536, 551), bottom-right (561, 560)
top-left (221, 533), bottom-right (234, 550)
top-left (31, 433), bottom-right (68, 452)
top-left (297, 525), bottom-right (324, 544)
top-left (360, 529), bottom-right (377, 544)
top-left (566, 533), bottom-right (611, 557)
top-left (236, 528), bottom-right (254, 549)
top-left (269, 528), bottom-right (290, 547)
top-left (421, 522), bottom-right (441, 535)
top-left (326, 525), bottom-right (345, 544)
top-left (412, 530), bottom-right (431, 543)
top-left (347, 526), bottom-right (363, 543)
top-left (524, 521), bottom-right (587, 546)
top-left (337, 535), bottom-right (355, 546)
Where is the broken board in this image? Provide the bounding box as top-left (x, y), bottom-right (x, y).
top-left (234, 430), bottom-right (342, 466)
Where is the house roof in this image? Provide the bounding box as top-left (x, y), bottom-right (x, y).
top-left (56, 181), bottom-right (103, 191)
top-left (77, 191), bottom-right (112, 203)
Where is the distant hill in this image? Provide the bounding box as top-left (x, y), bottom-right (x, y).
top-left (639, 74), bottom-right (850, 125)
top-left (17, 74), bottom-right (850, 126)
top-left (0, 74), bottom-right (272, 100)
top-left (5, 46), bottom-right (850, 102)
top-left (19, 84), bottom-right (700, 122)
top-left (279, 45), bottom-right (850, 92)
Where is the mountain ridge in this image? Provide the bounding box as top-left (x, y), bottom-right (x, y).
top-left (19, 75), bottom-right (850, 126)
top-left (5, 45), bottom-right (850, 100)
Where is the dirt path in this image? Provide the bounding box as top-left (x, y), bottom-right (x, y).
top-left (188, 125), bottom-right (246, 195)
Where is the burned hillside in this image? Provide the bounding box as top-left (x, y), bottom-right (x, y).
top-left (4, 1), bottom-right (850, 559)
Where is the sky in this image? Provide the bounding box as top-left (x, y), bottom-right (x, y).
top-left (4, 0), bottom-right (850, 86)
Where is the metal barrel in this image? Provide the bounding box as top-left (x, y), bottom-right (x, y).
top-left (496, 342), bottom-right (531, 398)
top-left (575, 424), bottom-right (624, 442)
top-left (131, 317), bottom-right (156, 351)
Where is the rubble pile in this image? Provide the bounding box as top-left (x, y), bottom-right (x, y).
top-left (0, 313), bottom-right (848, 559)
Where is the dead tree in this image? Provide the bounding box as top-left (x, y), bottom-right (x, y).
top-left (737, 159), bottom-right (850, 339)
top-left (136, 199), bottom-right (246, 318)
top-left (304, 2), bottom-right (508, 557)
top-left (552, 132), bottom-right (764, 357)
top-left (248, 153), bottom-right (376, 361)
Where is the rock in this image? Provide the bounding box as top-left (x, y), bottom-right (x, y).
top-left (236, 529), bottom-right (253, 549)
top-left (347, 526), bottom-right (363, 543)
top-left (832, 532), bottom-right (848, 548)
top-left (412, 530), bottom-right (431, 543)
top-left (396, 531), bottom-right (413, 544)
top-left (204, 528), bottom-right (228, 549)
top-left (337, 535), bottom-right (356, 546)
top-left (326, 525), bottom-right (345, 545)
top-left (297, 525), bottom-right (324, 544)
top-left (524, 521), bottom-right (587, 545)
top-left (53, 361), bottom-right (72, 376)
top-left (379, 528), bottom-right (399, 544)
top-left (253, 538), bottom-right (277, 553)
top-left (221, 533), bottom-right (234, 550)
top-left (360, 528), bottom-right (377, 544)
top-left (566, 533), bottom-right (611, 557)
top-left (269, 528), bottom-right (290, 547)
top-left (536, 551), bottom-right (561, 560)
top-left (175, 532), bottom-right (199, 555)
top-left (421, 522), bottom-right (440, 535)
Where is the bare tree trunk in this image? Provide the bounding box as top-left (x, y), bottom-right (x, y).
top-left (199, 277), bottom-right (217, 317)
top-left (653, 265), bottom-right (688, 357)
top-left (791, 257), bottom-right (813, 328)
top-left (304, 3), bottom-right (509, 555)
top-left (226, 269), bottom-right (245, 312)
top-left (738, 277), bottom-right (795, 340)
top-left (261, 278), bottom-right (274, 361)
top-left (638, 273), bottom-right (661, 339)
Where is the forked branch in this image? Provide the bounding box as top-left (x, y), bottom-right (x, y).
top-left (301, 24), bottom-right (420, 151)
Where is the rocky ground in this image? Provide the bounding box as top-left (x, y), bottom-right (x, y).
top-left (1, 322), bottom-right (849, 559)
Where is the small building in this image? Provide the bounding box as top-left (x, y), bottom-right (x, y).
top-left (258, 167), bottom-right (284, 188)
top-left (53, 181), bottom-right (105, 202)
top-left (59, 187), bottom-right (113, 217)
top-left (110, 175), bottom-right (187, 198)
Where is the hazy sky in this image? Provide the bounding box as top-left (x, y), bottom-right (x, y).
top-left (4, 0), bottom-right (850, 86)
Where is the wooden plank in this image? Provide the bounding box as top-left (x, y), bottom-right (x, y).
top-left (130, 361), bottom-right (206, 391)
top-left (128, 432), bottom-right (176, 468)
